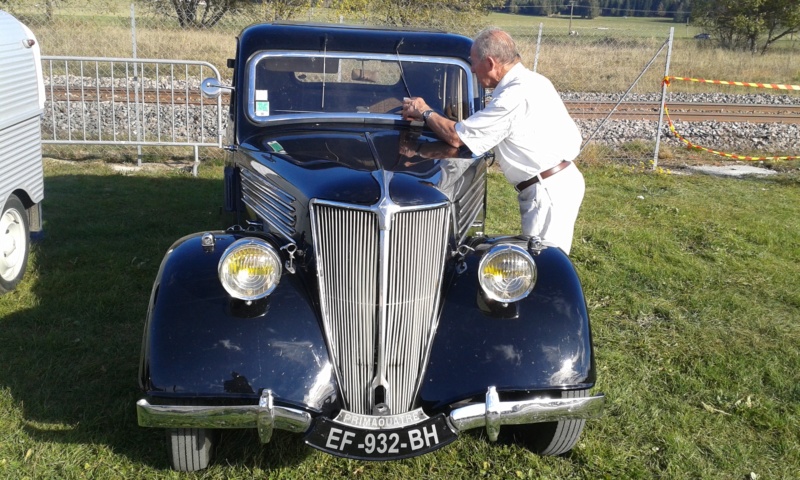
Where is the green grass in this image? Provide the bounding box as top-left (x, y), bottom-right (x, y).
top-left (0, 158), bottom-right (799, 478)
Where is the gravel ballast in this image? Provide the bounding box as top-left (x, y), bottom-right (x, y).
top-left (42, 75), bottom-right (800, 158)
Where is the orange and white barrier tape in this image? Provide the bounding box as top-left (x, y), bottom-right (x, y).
top-left (662, 76), bottom-right (799, 161)
top-left (664, 76), bottom-right (800, 91)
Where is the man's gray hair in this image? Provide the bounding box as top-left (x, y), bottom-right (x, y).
top-left (473, 28), bottom-right (521, 65)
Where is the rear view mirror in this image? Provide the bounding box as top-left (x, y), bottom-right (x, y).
top-left (200, 77), bottom-right (233, 99)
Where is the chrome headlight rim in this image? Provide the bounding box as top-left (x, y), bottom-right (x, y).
top-left (478, 243), bottom-right (537, 304)
top-left (218, 237), bottom-right (282, 301)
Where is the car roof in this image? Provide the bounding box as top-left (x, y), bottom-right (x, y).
top-left (238, 22), bottom-right (473, 64)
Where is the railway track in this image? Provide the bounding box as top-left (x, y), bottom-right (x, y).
top-left (567, 101), bottom-right (800, 123)
top-left (46, 86), bottom-right (800, 124)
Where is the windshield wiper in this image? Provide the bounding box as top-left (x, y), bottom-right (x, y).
top-left (321, 35), bottom-right (329, 110)
top-left (395, 39), bottom-right (412, 99)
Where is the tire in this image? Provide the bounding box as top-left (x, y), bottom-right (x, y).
top-left (166, 427), bottom-right (216, 472)
top-left (498, 389), bottom-right (588, 456)
top-left (0, 195), bottom-right (30, 294)
top-left (163, 398), bottom-right (217, 471)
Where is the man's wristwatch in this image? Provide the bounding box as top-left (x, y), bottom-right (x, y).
top-left (422, 109), bottom-right (435, 122)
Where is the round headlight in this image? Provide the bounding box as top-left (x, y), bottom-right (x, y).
top-left (218, 238), bottom-right (282, 300)
top-left (478, 244), bottom-right (537, 303)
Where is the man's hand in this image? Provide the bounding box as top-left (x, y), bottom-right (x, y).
top-left (402, 97), bottom-right (464, 149)
top-left (401, 97), bottom-right (432, 121)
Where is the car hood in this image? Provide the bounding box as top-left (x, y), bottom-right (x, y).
top-left (238, 125), bottom-right (483, 207)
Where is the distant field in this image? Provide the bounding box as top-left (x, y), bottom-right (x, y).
top-left (488, 12), bottom-right (704, 39)
top-left (10, 4), bottom-right (798, 96)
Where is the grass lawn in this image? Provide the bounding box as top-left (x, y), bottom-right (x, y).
top-left (0, 157), bottom-right (798, 478)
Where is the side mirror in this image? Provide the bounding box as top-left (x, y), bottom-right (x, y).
top-left (200, 77), bottom-right (234, 99)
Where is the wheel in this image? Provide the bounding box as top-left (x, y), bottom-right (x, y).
top-left (0, 195), bottom-right (30, 294)
top-left (166, 427), bottom-right (216, 471)
top-left (498, 389), bottom-right (588, 456)
top-left (163, 399), bottom-right (217, 471)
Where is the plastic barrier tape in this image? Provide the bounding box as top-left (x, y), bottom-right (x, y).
top-left (662, 76), bottom-right (799, 161)
top-left (664, 76), bottom-right (800, 91)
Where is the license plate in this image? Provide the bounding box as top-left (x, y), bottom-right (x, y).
top-left (305, 413), bottom-right (457, 460)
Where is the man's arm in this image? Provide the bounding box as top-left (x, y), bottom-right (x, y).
top-left (401, 97), bottom-right (464, 148)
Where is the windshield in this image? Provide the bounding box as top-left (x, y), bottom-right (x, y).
top-left (247, 51), bottom-right (474, 122)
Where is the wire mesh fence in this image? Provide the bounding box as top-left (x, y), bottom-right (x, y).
top-left (6, 1), bottom-right (799, 166)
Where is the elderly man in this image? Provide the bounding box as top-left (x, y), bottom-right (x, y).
top-left (401, 28), bottom-right (584, 255)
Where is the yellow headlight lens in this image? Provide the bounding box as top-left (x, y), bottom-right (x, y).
top-left (218, 238), bottom-right (282, 300)
top-left (478, 244), bottom-right (536, 303)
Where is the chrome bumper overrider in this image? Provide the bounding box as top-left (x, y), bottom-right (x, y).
top-left (136, 390), bottom-right (313, 444)
top-left (137, 387), bottom-right (605, 444)
top-left (448, 386), bottom-right (605, 441)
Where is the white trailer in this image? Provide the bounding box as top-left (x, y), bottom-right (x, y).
top-left (0, 10), bottom-right (45, 293)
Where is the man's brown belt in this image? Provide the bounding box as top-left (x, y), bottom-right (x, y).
top-left (515, 160), bottom-right (572, 192)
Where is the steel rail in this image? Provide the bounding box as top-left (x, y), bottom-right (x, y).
top-left (44, 86), bottom-right (800, 123)
top-left (567, 101), bottom-right (800, 123)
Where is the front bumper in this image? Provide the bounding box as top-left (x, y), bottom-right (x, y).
top-left (137, 387), bottom-right (605, 444)
top-left (449, 386), bottom-right (605, 441)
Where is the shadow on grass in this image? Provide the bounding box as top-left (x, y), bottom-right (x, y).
top-left (0, 171), bottom-right (311, 470)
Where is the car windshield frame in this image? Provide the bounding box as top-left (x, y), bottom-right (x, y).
top-left (246, 50), bottom-right (476, 125)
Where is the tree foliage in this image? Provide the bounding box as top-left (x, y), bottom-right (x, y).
top-left (140, 0), bottom-right (310, 29)
top-left (332, 0), bottom-right (503, 32)
top-left (499, 0), bottom-right (692, 22)
top-left (253, 0), bottom-right (311, 23)
top-left (575, 0), bottom-right (601, 19)
top-left (693, 0), bottom-right (800, 53)
top-left (139, 0), bottom-right (239, 28)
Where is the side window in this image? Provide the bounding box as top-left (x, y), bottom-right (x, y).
top-left (444, 64), bottom-right (469, 121)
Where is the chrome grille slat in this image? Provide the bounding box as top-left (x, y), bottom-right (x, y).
top-left (385, 208), bottom-right (450, 411)
top-left (241, 169), bottom-right (296, 239)
top-left (455, 169), bottom-right (486, 242)
top-left (313, 205), bottom-right (379, 414)
top-left (311, 202), bottom-right (449, 415)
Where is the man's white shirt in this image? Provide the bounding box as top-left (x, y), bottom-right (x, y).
top-left (455, 63), bottom-right (582, 186)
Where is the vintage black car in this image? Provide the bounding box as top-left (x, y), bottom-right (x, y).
top-left (136, 23), bottom-right (604, 471)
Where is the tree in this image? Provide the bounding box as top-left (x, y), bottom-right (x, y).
top-left (669, 0), bottom-right (691, 23)
top-left (693, 0), bottom-right (800, 53)
top-left (141, 0), bottom-right (241, 28)
top-left (576, 0), bottom-right (600, 19)
top-left (332, 0), bottom-right (502, 31)
top-left (141, 0), bottom-right (310, 29)
top-left (254, 0), bottom-right (311, 22)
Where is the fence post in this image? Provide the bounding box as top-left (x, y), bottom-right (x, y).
top-left (653, 27), bottom-right (674, 169)
top-left (533, 23), bottom-right (543, 73)
top-left (131, 4), bottom-right (143, 167)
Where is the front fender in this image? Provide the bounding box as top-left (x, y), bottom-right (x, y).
top-left (139, 232), bottom-right (338, 413)
top-left (420, 238), bottom-right (596, 411)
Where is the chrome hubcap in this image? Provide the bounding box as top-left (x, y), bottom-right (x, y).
top-left (0, 208), bottom-right (26, 281)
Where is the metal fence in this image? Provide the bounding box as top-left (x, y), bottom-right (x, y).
top-left (6, 2), bottom-right (799, 167)
top-left (41, 56), bottom-right (223, 175)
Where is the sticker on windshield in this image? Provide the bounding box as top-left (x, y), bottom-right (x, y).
top-left (267, 141), bottom-right (285, 153)
top-left (256, 101), bottom-right (270, 116)
top-left (255, 90), bottom-right (269, 116)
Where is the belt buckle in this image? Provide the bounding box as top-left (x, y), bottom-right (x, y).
top-left (515, 176), bottom-right (537, 193)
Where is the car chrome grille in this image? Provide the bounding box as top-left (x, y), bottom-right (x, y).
top-left (455, 167), bottom-right (486, 242)
top-left (241, 168), bottom-right (296, 240)
top-left (311, 202), bottom-right (450, 415)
